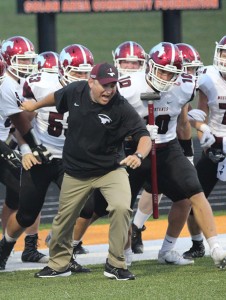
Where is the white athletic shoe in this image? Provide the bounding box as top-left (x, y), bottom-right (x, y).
top-left (124, 248), bottom-right (133, 267)
top-left (211, 246), bottom-right (226, 269)
top-left (158, 250), bottom-right (194, 265)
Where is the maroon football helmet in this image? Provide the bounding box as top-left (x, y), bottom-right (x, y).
top-left (176, 43), bottom-right (203, 78)
top-left (146, 42), bottom-right (183, 92)
top-left (112, 41), bottom-right (146, 75)
top-left (59, 44), bottom-right (94, 83)
top-left (213, 35), bottom-right (226, 74)
top-left (1, 36), bottom-right (37, 79)
top-left (0, 54), bottom-right (6, 84)
top-left (37, 51), bottom-right (60, 73)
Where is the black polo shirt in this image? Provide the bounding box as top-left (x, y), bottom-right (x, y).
top-left (54, 81), bottom-right (149, 178)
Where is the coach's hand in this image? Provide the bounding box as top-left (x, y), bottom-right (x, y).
top-left (120, 154), bottom-right (142, 169)
top-left (20, 100), bottom-right (37, 112)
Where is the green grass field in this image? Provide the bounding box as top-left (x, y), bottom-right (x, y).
top-left (1, 2), bottom-right (226, 299)
top-left (1, 258), bottom-right (226, 300)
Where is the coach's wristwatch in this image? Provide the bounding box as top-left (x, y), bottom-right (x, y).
top-left (134, 152), bottom-right (143, 161)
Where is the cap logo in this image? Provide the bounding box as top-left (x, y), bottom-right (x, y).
top-left (107, 67), bottom-right (115, 77)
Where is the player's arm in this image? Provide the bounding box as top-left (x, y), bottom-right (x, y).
top-left (190, 90), bottom-right (215, 149)
top-left (177, 103), bottom-right (192, 140)
top-left (10, 111), bottom-right (52, 164)
top-left (190, 90), bottom-right (209, 134)
top-left (177, 103), bottom-right (194, 164)
top-left (13, 128), bottom-right (40, 170)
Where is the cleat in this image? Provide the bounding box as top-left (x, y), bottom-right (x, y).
top-left (131, 224), bottom-right (146, 254)
top-left (124, 248), bottom-right (133, 267)
top-left (219, 258), bottom-right (226, 270)
top-left (158, 250), bottom-right (194, 265)
top-left (73, 241), bottom-right (89, 255)
top-left (183, 240), bottom-right (205, 259)
top-left (211, 246), bottom-right (226, 269)
top-left (104, 259), bottom-right (135, 280)
top-left (21, 234), bottom-right (49, 263)
top-left (35, 266), bottom-right (71, 278)
top-left (0, 237), bottom-right (16, 270)
top-left (69, 258), bottom-right (91, 273)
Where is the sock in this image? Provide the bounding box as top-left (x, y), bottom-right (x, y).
top-left (191, 234), bottom-right (203, 242)
top-left (5, 231), bottom-right (17, 243)
top-left (73, 240), bottom-right (81, 247)
top-left (133, 208), bottom-right (151, 229)
top-left (207, 236), bottom-right (221, 253)
top-left (25, 234), bottom-right (37, 237)
top-left (124, 247), bottom-right (132, 254)
top-left (159, 234), bottom-right (177, 253)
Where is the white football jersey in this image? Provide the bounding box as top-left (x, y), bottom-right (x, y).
top-left (23, 72), bottom-right (67, 158)
top-left (118, 71), bottom-right (195, 143)
top-left (0, 73), bottom-right (25, 142)
top-left (198, 65), bottom-right (226, 137)
top-left (0, 117), bottom-right (11, 142)
top-left (117, 71), bottom-right (149, 118)
top-left (0, 73), bottom-right (25, 118)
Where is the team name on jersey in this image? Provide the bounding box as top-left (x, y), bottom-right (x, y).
top-left (218, 96), bottom-right (226, 101)
top-left (155, 107), bottom-right (169, 112)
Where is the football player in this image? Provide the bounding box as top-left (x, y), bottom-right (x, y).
top-left (0, 36), bottom-right (49, 266)
top-left (129, 42), bottom-right (226, 268)
top-left (36, 51), bottom-right (60, 74)
top-left (112, 41), bottom-right (146, 76)
top-left (131, 43), bottom-right (204, 256)
top-left (183, 36), bottom-right (226, 260)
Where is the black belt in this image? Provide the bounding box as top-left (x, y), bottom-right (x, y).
top-left (155, 142), bottom-right (170, 149)
top-left (155, 138), bottom-right (177, 149)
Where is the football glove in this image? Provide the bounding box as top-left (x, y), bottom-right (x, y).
top-left (206, 148), bottom-right (225, 164)
top-left (0, 140), bottom-right (22, 169)
top-left (23, 128), bottom-right (52, 164)
top-left (199, 124), bottom-right (215, 148)
top-left (146, 124), bottom-right (158, 140)
top-left (32, 144), bottom-right (52, 164)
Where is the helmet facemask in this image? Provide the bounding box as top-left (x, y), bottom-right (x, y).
top-left (146, 60), bottom-right (182, 92)
top-left (183, 61), bottom-right (203, 80)
top-left (214, 43), bottom-right (226, 76)
top-left (62, 64), bottom-right (92, 84)
top-left (9, 52), bottom-right (38, 79)
top-left (114, 56), bottom-right (146, 76)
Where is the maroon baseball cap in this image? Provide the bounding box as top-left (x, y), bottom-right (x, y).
top-left (90, 62), bottom-right (118, 85)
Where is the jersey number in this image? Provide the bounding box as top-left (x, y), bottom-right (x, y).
top-left (219, 103), bottom-right (226, 125)
top-left (118, 76), bottom-right (173, 133)
top-left (48, 112), bottom-right (67, 137)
